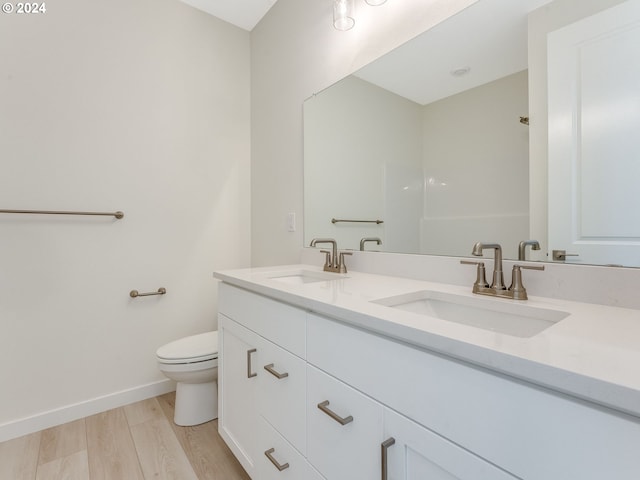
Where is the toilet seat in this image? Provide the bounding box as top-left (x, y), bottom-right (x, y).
top-left (156, 331), bottom-right (218, 365)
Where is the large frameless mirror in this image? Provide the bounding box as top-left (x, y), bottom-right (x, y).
top-left (304, 0), bottom-right (640, 267)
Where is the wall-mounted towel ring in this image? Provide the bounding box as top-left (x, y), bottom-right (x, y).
top-left (130, 288), bottom-right (166, 298)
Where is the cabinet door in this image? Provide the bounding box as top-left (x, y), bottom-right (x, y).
top-left (218, 314), bottom-right (261, 478)
top-left (384, 409), bottom-right (516, 480)
top-left (307, 365), bottom-right (383, 480)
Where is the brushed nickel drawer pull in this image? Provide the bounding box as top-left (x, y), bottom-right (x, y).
top-left (264, 448), bottom-right (290, 471)
top-left (247, 348), bottom-right (257, 378)
top-left (317, 400), bottom-right (353, 425)
top-left (264, 363), bottom-right (289, 379)
top-left (381, 437), bottom-right (396, 480)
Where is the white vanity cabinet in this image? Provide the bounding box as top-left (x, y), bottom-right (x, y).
top-left (306, 351), bottom-right (517, 480)
top-left (307, 313), bottom-right (640, 480)
top-left (217, 281), bottom-right (640, 480)
top-left (218, 283), bottom-right (311, 480)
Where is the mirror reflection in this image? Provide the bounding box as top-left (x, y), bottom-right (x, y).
top-left (304, 0), bottom-right (640, 267)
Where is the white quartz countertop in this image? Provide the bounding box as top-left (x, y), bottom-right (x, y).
top-left (214, 264), bottom-right (640, 418)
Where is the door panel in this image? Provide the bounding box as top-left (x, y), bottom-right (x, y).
top-left (548, 0), bottom-right (640, 266)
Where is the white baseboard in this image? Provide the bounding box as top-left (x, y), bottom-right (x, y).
top-left (0, 379), bottom-right (175, 443)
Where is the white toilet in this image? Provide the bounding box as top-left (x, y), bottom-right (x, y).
top-left (156, 331), bottom-right (219, 426)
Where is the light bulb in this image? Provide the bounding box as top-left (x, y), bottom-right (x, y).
top-left (333, 0), bottom-right (355, 31)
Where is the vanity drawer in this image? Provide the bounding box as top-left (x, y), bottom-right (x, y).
top-left (218, 283), bottom-right (306, 358)
top-left (258, 416), bottom-right (309, 480)
top-left (307, 313), bottom-right (640, 480)
top-left (258, 336), bottom-right (307, 454)
top-left (307, 365), bottom-right (383, 480)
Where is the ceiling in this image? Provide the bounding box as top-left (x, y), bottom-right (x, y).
top-left (354, 0), bottom-right (552, 105)
top-left (178, 0), bottom-right (552, 100)
top-left (177, 0), bottom-right (279, 31)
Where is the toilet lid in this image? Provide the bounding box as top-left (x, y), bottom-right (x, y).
top-left (156, 331), bottom-right (218, 364)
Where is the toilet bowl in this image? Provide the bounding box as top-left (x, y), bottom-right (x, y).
top-left (156, 331), bottom-right (218, 426)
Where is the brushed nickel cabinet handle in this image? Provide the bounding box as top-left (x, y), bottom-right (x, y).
top-left (247, 348), bottom-right (257, 378)
top-left (264, 448), bottom-right (290, 471)
top-left (264, 363), bottom-right (289, 379)
top-left (381, 437), bottom-right (396, 480)
top-left (317, 400), bottom-right (353, 425)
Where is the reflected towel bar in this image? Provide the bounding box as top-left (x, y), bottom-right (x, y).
top-left (332, 218), bottom-right (383, 224)
top-left (0, 209), bottom-right (124, 219)
top-left (130, 288), bottom-right (166, 298)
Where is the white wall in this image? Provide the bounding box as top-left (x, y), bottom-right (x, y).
top-left (251, 0), bottom-right (479, 266)
top-left (0, 0), bottom-right (250, 439)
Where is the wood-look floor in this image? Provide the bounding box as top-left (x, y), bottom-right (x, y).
top-left (0, 392), bottom-right (250, 480)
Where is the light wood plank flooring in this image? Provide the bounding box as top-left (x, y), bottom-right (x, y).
top-left (0, 392), bottom-right (250, 480)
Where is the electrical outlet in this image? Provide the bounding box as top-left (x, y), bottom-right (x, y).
top-left (287, 212), bottom-right (296, 232)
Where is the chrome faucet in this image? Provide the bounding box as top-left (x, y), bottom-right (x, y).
top-left (360, 237), bottom-right (382, 251)
top-left (463, 242), bottom-right (544, 300)
top-left (310, 238), bottom-right (351, 273)
top-left (472, 242), bottom-right (506, 290)
top-left (518, 240), bottom-right (540, 261)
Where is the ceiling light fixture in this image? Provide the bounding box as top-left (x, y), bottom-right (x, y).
top-left (334, 0), bottom-right (355, 31)
top-left (333, 0), bottom-right (387, 31)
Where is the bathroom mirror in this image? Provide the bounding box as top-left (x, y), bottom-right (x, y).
top-left (304, 0), bottom-right (640, 267)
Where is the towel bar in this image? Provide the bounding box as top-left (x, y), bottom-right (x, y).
top-left (130, 288), bottom-right (166, 298)
top-left (331, 218), bottom-right (383, 224)
top-left (0, 209), bottom-right (124, 219)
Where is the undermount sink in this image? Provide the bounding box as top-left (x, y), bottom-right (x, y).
top-left (372, 290), bottom-right (570, 338)
top-left (265, 269), bottom-right (346, 285)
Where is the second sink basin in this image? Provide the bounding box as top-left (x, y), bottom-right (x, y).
top-left (372, 290), bottom-right (570, 338)
top-left (265, 269), bottom-right (346, 285)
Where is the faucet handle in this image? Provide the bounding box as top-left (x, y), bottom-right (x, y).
top-left (338, 251), bottom-right (353, 274)
top-left (509, 264), bottom-right (545, 300)
top-left (460, 260), bottom-right (489, 292)
top-left (319, 250), bottom-right (332, 268)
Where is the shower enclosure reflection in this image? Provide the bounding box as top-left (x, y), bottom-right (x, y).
top-left (304, 70), bottom-right (529, 260)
